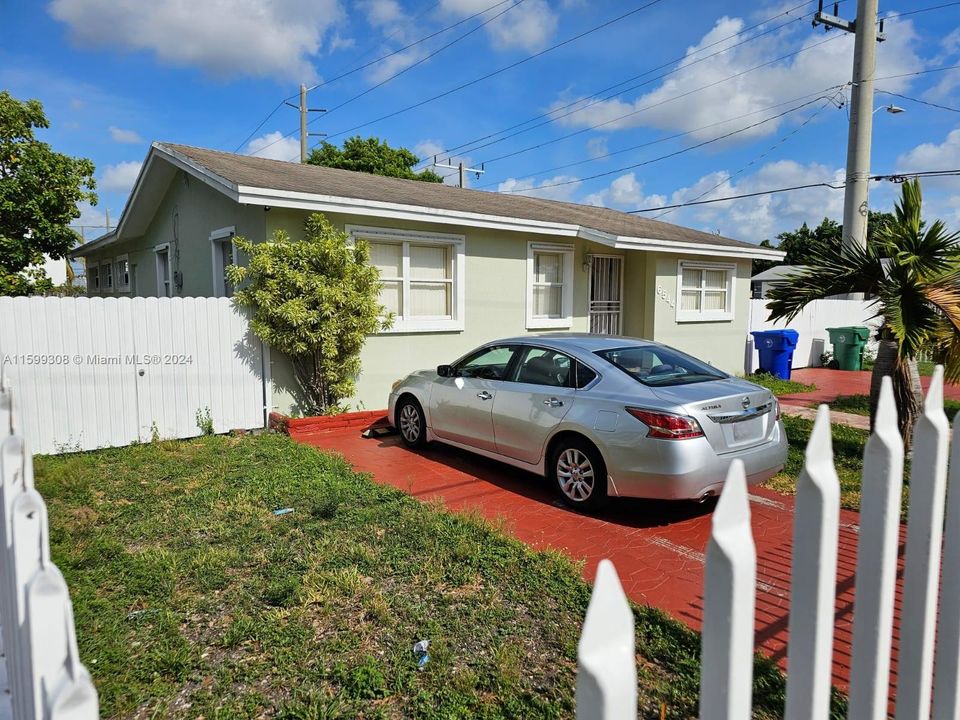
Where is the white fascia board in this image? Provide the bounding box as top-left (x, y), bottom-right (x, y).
top-left (613, 235), bottom-right (786, 261)
top-left (235, 185), bottom-right (583, 237)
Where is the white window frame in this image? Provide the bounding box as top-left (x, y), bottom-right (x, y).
top-left (347, 225), bottom-right (466, 333)
top-left (154, 243), bottom-right (172, 298)
top-left (87, 263), bottom-right (100, 293)
top-left (209, 226), bottom-right (237, 297)
top-left (675, 260), bottom-right (736, 323)
top-left (114, 254), bottom-right (130, 292)
top-left (526, 242), bottom-right (575, 330)
top-left (100, 258), bottom-right (114, 294)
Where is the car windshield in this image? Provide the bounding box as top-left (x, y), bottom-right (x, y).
top-left (595, 345), bottom-right (727, 387)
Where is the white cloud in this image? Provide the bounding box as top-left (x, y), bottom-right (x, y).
top-left (49, 0), bottom-right (343, 82)
top-left (108, 126), bottom-right (143, 144)
top-left (440, 0), bottom-right (558, 52)
top-left (497, 174), bottom-right (581, 201)
top-left (99, 161), bottom-right (143, 193)
top-left (358, 0), bottom-right (431, 83)
top-left (895, 128), bottom-right (960, 225)
top-left (582, 172), bottom-right (665, 210)
top-left (245, 131), bottom-right (301, 162)
top-left (586, 136), bottom-right (608, 160)
top-left (547, 15), bottom-right (924, 142)
top-left (329, 32), bottom-right (355, 53)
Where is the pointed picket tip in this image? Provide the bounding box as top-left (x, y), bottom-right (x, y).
top-left (804, 404), bottom-right (835, 466)
top-left (713, 460), bottom-right (751, 538)
top-left (579, 559), bottom-right (633, 656)
top-left (874, 377), bottom-right (900, 441)
top-left (924, 365), bottom-right (945, 415)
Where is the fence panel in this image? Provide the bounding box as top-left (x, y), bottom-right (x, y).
top-left (576, 371), bottom-right (958, 720)
top-left (0, 296), bottom-right (268, 454)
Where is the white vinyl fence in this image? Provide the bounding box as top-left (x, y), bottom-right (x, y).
top-left (746, 298), bottom-right (882, 372)
top-left (0, 382), bottom-right (98, 718)
top-left (577, 370), bottom-right (959, 719)
top-left (0, 297), bottom-right (269, 454)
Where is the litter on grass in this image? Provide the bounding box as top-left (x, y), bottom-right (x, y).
top-left (413, 639), bottom-right (430, 669)
top-left (272, 507), bottom-right (294, 516)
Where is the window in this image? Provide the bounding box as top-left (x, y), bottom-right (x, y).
top-left (350, 226), bottom-right (465, 333)
top-left (155, 245), bottom-right (172, 297)
top-left (210, 227), bottom-right (236, 297)
top-left (514, 347), bottom-right (573, 388)
top-left (100, 260), bottom-right (114, 293)
top-left (527, 243), bottom-right (575, 329)
top-left (575, 362), bottom-right (598, 389)
top-left (114, 254), bottom-right (130, 292)
top-left (454, 345), bottom-right (519, 380)
top-left (676, 261), bottom-right (735, 322)
top-left (87, 264), bottom-right (99, 293)
top-left (595, 345), bottom-right (726, 387)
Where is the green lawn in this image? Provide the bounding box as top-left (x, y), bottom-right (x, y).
top-left (828, 393), bottom-right (960, 422)
top-left (35, 434), bottom-right (799, 719)
top-left (766, 416), bottom-right (910, 515)
top-left (863, 358), bottom-right (938, 376)
top-left (741, 372), bottom-right (816, 397)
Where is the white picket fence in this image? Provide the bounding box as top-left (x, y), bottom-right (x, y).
top-left (577, 369), bottom-right (959, 719)
top-left (746, 297), bottom-right (883, 372)
top-left (0, 381), bottom-right (98, 718)
top-left (0, 297), bottom-right (269, 454)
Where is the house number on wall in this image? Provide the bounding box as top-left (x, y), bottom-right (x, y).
top-left (656, 284), bottom-right (675, 309)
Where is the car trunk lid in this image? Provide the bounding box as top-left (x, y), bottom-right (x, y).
top-left (651, 378), bottom-right (777, 454)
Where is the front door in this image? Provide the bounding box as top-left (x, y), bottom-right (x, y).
top-left (429, 345), bottom-right (520, 452)
top-left (589, 256), bottom-right (623, 335)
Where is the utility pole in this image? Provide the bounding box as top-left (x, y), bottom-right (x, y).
top-left (813, 0), bottom-right (885, 252)
top-left (285, 85), bottom-right (326, 163)
top-left (432, 157), bottom-right (486, 188)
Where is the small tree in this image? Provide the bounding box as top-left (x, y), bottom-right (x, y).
top-left (306, 136), bottom-right (445, 183)
top-left (0, 91), bottom-right (97, 294)
top-left (227, 213), bottom-right (390, 415)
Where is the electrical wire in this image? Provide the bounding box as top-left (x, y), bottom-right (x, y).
top-left (233, 99), bottom-right (288, 153)
top-left (320, 0), bottom-right (667, 141)
top-left (651, 94), bottom-right (842, 219)
top-left (876, 89), bottom-right (960, 113)
top-left (423, 0), bottom-right (835, 164)
top-left (496, 95), bottom-right (841, 194)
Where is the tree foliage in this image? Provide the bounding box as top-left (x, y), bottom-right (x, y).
top-left (227, 213), bottom-right (391, 415)
top-left (0, 91), bottom-right (97, 295)
top-left (754, 212), bottom-right (895, 273)
top-left (766, 180), bottom-right (960, 446)
top-left (306, 136), bottom-right (444, 183)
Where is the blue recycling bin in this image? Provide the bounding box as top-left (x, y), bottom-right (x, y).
top-left (751, 329), bottom-right (799, 380)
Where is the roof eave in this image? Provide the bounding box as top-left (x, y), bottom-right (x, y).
top-left (613, 235), bottom-right (786, 261)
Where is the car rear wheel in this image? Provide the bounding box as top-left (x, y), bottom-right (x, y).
top-left (551, 438), bottom-right (607, 510)
top-left (397, 397), bottom-right (428, 449)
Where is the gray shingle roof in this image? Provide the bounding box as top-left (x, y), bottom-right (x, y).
top-left (161, 143), bottom-right (762, 252)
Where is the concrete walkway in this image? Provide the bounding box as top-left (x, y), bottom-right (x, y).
top-left (780, 404), bottom-right (871, 429)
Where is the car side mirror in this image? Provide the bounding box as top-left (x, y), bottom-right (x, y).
top-left (437, 364), bottom-right (454, 378)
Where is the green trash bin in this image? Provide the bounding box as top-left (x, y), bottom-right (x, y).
top-left (826, 326), bottom-right (871, 370)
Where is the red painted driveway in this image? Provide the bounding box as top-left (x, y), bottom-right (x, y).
top-left (782, 367), bottom-right (960, 406)
top-left (296, 426), bottom-right (907, 698)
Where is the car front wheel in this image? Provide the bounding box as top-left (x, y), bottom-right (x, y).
top-left (551, 438), bottom-right (607, 510)
top-left (396, 397), bottom-right (428, 449)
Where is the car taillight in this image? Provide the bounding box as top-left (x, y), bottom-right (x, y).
top-left (626, 407), bottom-right (705, 440)
top-left (775, 399), bottom-right (782, 420)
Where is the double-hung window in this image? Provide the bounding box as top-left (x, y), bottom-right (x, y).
top-left (351, 226), bottom-right (465, 333)
top-left (115, 254), bottom-right (130, 292)
top-left (676, 261), bottom-right (735, 322)
top-left (100, 260), bottom-right (114, 293)
top-left (87, 264), bottom-right (100, 293)
top-left (210, 226), bottom-right (236, 297)
top-left (155, 244), bottom-right (172, 297)
top-left (527, 242), bottom-right (574, 329)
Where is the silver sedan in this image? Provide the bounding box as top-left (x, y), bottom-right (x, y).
top-left (388, 334), bottom-right (787, 510)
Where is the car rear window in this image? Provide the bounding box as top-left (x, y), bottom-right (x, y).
top-left (595, 345), bottom-right (727, 387)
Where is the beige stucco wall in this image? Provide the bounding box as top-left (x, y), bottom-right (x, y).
top-left (82, 171), bottom-right (265, 298)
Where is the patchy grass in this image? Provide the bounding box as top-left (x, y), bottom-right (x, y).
top-left (828, 393), bottom-right (960, 422)
top-left (35, 434), bottom-right (801, 719)
top-left (741, 372), bottom-right (817, 397)
top-left (863, 358), bottom-right (938, 376)
top-left (766, 416), bottom-right (909, 515)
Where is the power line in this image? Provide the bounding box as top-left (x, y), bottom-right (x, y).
top-left (495, 95), bottom-right (842, 194)
top-left (423, 0), bottom-right (835, 164)
top-left (321, 0), bottom-right (526, 119)
top-left (321, 0), bottom-right (667, 140)
top-left (876, 89), bottom-right (960, 113)
top-left (652, 94), bottom-right (842, 219)
top-left (481, 34), bottom-right (846, 183)
top-left (882, 1), bottom-right (960, 20)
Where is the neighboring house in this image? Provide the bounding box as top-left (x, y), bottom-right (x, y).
top-left (750, 265), bottom-right (806, 299)
top-left (72, 142), bottom-right (783, 414)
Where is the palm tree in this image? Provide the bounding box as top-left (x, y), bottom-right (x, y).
top-left (767, 179), bottom-right (960, 448)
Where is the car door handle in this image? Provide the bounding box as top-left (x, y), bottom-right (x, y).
top-left (477, 391), bottom-right (493, 401)
top-left (543, 398), bottom-right (564, 408)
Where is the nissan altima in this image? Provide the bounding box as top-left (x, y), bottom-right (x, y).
top-left (387, 334), bottom-right (787, 510)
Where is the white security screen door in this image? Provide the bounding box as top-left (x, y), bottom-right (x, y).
top-left (589, 256), bottom-right (623, 335)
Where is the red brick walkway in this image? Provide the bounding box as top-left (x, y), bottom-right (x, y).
top-left (782, 368), bottom-right (960, 406)
top-left (295, 425), bottom-right (907, 697)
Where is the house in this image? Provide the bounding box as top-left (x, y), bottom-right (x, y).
top-left (72, 142), bottom-right (784, 415)
top-left (750, 265), bottom-right (806, 299)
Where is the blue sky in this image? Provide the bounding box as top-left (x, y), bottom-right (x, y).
top-left (3, 0), bottom-right (960, 245)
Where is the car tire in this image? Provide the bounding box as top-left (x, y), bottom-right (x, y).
top-left (550, 437), bottom-right (608, 511)
top-left (396, 397), bottom-right (428, 449)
